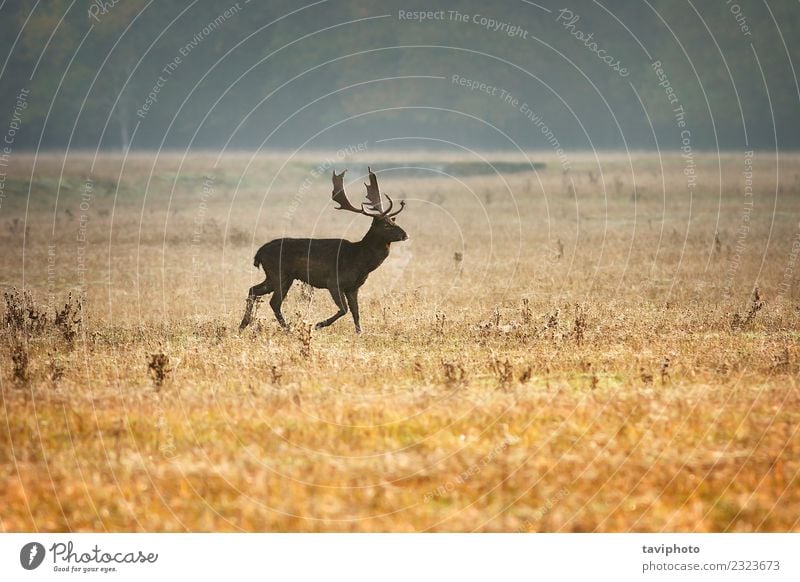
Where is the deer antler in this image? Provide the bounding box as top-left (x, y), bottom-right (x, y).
top-left (331, 167), bottom-right (406, 218)
top-left (363, 166), bottom-right (383, 214)
top-left (385, 196), bottom-right (406, 218)
top-left (332, 169), bottom-right (361, 212)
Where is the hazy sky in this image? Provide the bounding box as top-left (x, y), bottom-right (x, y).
top-left (1, 0), bottom-right (798, 151)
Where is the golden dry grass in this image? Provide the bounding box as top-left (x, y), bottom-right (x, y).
top-left (1, 151), bottom-right (799, 532)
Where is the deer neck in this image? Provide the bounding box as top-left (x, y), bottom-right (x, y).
top-left (357, 229), bottom-right (392, 268)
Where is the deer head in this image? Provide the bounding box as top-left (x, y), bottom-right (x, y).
top-left (332, 167), bottom-right (408, 242)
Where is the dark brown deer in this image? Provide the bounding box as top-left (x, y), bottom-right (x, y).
top-left (239, 167), bottom-right (407, 333)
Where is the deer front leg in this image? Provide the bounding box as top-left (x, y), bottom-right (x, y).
top-left (344, 289), bottom-right (361, 334)
top-left (315, 288), bottom-right (348, 329)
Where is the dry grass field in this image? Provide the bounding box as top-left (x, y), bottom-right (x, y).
top-left (1, 150), bottom-right (799, 532)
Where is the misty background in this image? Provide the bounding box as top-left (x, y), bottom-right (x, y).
top-left (0, 0), bottom-right (798, 153)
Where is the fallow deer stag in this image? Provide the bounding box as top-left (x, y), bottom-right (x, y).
top-left (239, 167), bottom-right (407, 333)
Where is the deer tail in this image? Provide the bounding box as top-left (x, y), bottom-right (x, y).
top-left (253, 255), bottom-right (261, 269)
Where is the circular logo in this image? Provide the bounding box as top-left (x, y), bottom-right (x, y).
top-left (20, 542), bottom-right (45, 570)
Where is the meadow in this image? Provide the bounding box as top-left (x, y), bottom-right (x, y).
top-left (1, 150), bottom-right (798, 532)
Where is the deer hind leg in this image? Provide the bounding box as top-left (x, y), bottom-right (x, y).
top-left (239, 277), bottom-right (274, 331)
top-left (315, 288), bottom-right (348, 330)
top-left (270, 275), bottom-right (293, 330)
